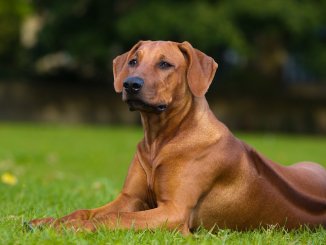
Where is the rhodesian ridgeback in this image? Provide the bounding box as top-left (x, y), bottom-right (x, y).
top-left (29, 41), bottom-right (326, 233)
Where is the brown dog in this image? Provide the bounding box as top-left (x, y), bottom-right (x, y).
top-left (29, 41), bottom-right (326, 233)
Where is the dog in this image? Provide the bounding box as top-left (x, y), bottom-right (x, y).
top-left (29, 40), bottom-right (326, 233)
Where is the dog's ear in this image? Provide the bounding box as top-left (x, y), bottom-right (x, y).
top-left (179, 41), bottom-right (218, 97)
top-left (113, 41), bottom-right (143, 93)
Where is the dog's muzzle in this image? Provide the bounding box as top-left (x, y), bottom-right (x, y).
top-left (123, 76), bottom-right (167, 113)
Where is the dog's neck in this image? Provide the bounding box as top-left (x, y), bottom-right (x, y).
top-left (140, 96), bottom-right (209, 148)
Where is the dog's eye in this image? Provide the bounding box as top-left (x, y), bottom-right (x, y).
top-left (158, 61), bottom-right (173, 69)
top-left (128, 59), bottom-right (137, 67)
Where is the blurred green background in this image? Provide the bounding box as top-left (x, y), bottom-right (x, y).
top-left (0, 0), bottom-right (326, 133)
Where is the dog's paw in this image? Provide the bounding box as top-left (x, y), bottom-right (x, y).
top-left (26, 217), bottom-right (56, 231)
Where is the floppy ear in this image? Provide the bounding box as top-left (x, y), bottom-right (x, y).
top-left (179, 41), bottom-right (218, 97)
top-left (113, 41), bottom-right (143, 93)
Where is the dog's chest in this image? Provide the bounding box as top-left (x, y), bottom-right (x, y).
top-left (144, 163), bottom-right (158, 208)
top-left (137, 151), bottom-right (161, 208)
top-left (137, 141), bottom-right (186, 207)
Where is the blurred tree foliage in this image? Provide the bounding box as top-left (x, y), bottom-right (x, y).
top-left (1, 0), bottom-right (325, 89)
top-left (0, 0), bottom-right (32, 76)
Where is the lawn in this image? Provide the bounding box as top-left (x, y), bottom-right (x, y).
top-left (0, 123), bottom-right (325, 244)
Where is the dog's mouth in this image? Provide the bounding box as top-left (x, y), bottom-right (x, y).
top-left (126, 99), bottom-right (167, 113)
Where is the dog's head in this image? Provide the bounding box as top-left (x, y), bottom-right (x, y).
top-left (113, 41), bottom-right (218, 113)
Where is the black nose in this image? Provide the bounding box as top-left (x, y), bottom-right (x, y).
top-left (123, 76), bottom-right (144, 94)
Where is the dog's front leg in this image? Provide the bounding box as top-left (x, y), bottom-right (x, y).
top-left (59, 203), bottom-right (191, 234)
top-left (27, 192), bottom-right (146, 229)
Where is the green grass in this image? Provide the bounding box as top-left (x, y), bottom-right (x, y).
top-left (0, 122), bottom-right (325, 244)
